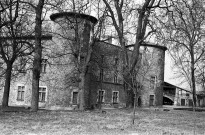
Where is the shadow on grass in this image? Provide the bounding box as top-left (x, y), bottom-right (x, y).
top-left (173, 107), bottom-right (205, 112)
top-left (0, 105), bottom-right (31, 112)
top-left (0, 105), bottom-right (52, 113)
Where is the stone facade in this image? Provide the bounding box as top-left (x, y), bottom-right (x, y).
top-left (0, 12), bottom-right (167, 108)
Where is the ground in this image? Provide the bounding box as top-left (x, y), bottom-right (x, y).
top-left (0, 107), bottom-right (205, 135)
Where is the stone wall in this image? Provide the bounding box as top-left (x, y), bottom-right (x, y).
top-left (4, 41), bottom-right (166, 108)
top-left (89, 42), bottom-right (166, 107)
top-left (6, 36), bottom-right (76, 108)
top-left (88, 41), bottom-right (125, 108)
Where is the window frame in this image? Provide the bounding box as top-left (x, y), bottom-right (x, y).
top-left (97, 90), bottom-right (105, 103)
top-left (150, 75), bottom-right (157, 89)
top-left (112, 91), bottom-right (119, 103)
top-left (17, 85), bottom-right (25, 101)
top-left (149, 94), bottom-right (155, 106)
top-left (181, 98), bottom-right (186, 106)
top-left (39, 86), bottom-right (47, 102)
top-left (72, 91), bottom-right (78, 105)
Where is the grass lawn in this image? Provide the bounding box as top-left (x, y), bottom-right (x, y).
top-left (0, 107), bottom-right (205, 135)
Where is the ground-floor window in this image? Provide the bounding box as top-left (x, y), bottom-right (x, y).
top-left (72, 92), bottom-right (78, 104)
top-left (39, 87), bottom-right (46, 102)
top-left (97, 90), bottom-right (105, 103)
top-left (112, 91), bottom-right (119, 103)
top-left (17, 85), bottom-right (25, 101)
top-left (149, 95), bottom-right (154, 106)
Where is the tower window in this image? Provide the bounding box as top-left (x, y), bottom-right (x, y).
top-left (150, 76), bottom-right (157, 89)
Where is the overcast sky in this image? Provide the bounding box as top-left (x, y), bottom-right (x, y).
top-left (164, 52), bottom-right (190, 90)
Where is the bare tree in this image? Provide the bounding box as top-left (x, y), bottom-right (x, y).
top-left (0, 0), bottom-right (35, 107)
top-left (28, 0), bottom-right (45, 112)
top-left (102, 0), bottom-right (167, 107)
top-left (0, 0), bottom-right (19, 29)
top-left (155, 0), bottom-right (205, 107)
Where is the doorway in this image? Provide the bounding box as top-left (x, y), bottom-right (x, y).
top-left (181, 99), bottom-right (185, 106)
top-left (72, 92), bottom-right (78, 104)
top-left (149, 95), bottom-right (154, 106)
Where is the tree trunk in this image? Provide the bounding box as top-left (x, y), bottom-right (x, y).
top-left (78, 25), bottom-right (95, 110)
top-left (190, 45), bottom-right (197, 108)
top-left (132, 88), bottom-right (137, 124)
top-left (130, 39), bottom-right (140, 73)
top-left (124, 76), bottom-right (134, 108)
top-left (126, 89), bottom-right (134, 107)
top-left (30, 0), bottom-right (44, 112)
top-left (79, 72), bottom-right (85, 110)
top-left (191, 56), bottom-right (197, 108)
top-left (30, 56), bottom-right (41, 111)
top-left (2, 62), bottom-right (12, 107)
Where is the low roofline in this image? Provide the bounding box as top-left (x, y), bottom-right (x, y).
top-left (164, 81), bottom-right (191, 93)
top-left (50, 12), bottom-right (98, 25)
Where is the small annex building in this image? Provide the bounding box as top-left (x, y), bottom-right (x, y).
top-left (197, 91), bottom-right (205, 107)
top-left (163, 82), bottom-right (193, 106)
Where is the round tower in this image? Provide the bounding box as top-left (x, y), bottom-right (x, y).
top-left (49, 12), bottom-right (97, 109)
top-left (139, 44), bottom-right (167, 107)
top-left (126, 44), bottom-right (167, 107)
top-left (50, 12), bottom-right (97, 56)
